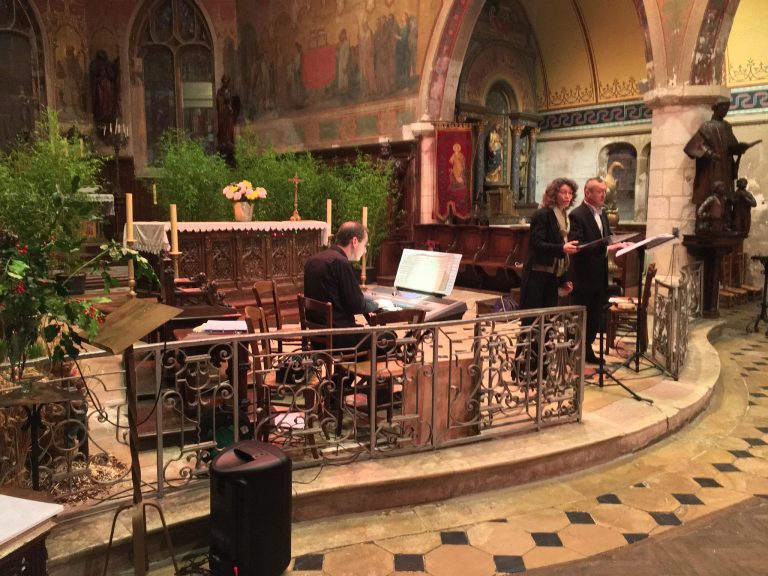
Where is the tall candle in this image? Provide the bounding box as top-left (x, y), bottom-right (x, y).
top-left (79, 138), bottom-right (84, 156)
top-left (170, 204), bottom-right (179, 253)
top-left (125, 193), bottom-right (134, 242)
top-left (326, 198), bottom-right (332, 228)
top-left (152, 183), bottom-right (158, 205)
top-left (362, 206), bottom-right (368, 228)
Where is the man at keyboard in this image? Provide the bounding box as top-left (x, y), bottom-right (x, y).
top-left (304, 221), bottom-right (381, 349)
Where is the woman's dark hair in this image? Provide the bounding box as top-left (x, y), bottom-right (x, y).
top-left (541, 177), bottom-right (578, 209)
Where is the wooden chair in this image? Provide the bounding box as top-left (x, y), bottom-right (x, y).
top-left (607, 263), bottom-right (657, 353)
top-left (244, 305), bottom-right (321, 454)
top-left (253, 280), bottom-right (302, 352)
top-left (348, 308), bottom-right (426, 424)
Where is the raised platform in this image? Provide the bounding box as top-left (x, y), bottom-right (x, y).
top-left (45, 316), bottom-right (723, 575)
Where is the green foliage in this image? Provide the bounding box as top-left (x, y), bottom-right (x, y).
top-left (0, 109), bottom-right (103, 269)
top-left (155, 130), bottom-right (233, 221)
top-left (0, 232), bottom-right (156, 382)
top-left (236, 134), bottom-right (396, 261)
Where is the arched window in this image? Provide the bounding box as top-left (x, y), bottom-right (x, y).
top-left (0, 0), bottom-right (45, 150)
top-left (133, 0), bottom-right (214, 164)
top-left (600, 143), bottom-right (638, 220)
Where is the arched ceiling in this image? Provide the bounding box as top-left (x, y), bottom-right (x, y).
top-left (726, 0), bottom-right (768, 87)
top-left (519, 0), bottom-right (647, 110)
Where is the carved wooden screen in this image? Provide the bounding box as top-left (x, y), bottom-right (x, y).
top-left (0, 0), bottom-right (45, 151)
top-left (134, 0), bottom-right (214, 163)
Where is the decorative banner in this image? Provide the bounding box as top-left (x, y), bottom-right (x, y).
top-left (435, 123), bottom-right (474, 220)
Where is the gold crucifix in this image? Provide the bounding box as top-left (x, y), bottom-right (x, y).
top-left (288, 172), bottom-right (303, 221)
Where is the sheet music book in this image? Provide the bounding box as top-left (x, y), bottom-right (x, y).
top-left (394, 249), bottom-right (462, 297)
top-left (576, 232), bottom-right (640, 251)
top-left (201, 320), bottom-right (248, 333)
top-left (616, 233), bottom-right (675, 258)
top-left (0, 495), bottom-right (63, 546)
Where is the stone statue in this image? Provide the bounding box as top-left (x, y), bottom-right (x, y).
top-left (89, 49), bottom-right (119, 127)
top-left (216, 75), bottom-right (239, 162)
top-left (696, 180), bottom-right (729, 234)
top-left (729, 177), bottom-right (757, 235)
top-left (485, 124), bottom-right (503, 183)
top-left (684, 98), bottom-right (760, 206)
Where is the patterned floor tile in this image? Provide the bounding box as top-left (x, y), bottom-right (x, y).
top-left (293, 554), bottom-right (325, 571)
top-left (558, 524), bottom-right (627, 555)
top-left (323, 544), bottom-right (392, 576)
top-left (649, 511), bottom-right (682, 526)
top-left (623, 532), bottom-right (649, 544)
top-left (493, 555), bottom-right (526, 574)
top-left (693, 477), bottom-right (723, 488)
top-left (565, 511), bottom-right (595, 525)
top-left (596, 493), bottom-right (622, 504)
top-left (440, 531), bottom-right (469, 545)
top-left (394, 553), bottom-right (424, 572)
top-left (531, 532), bottom-right (563, 547)
top-left (424, 545), bottom-right (495, 576)
top-left (672, 493), bottom-right (705, 505)
top-left (465, 523), bottom-right (536, 556)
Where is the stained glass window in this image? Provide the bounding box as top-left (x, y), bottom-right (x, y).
top-left (135, 0), bottom-right (213, 163)
top-left (0, 0), bottom-right (45, 150)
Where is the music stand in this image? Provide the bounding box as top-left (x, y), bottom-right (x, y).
top-left (604, 234), bottom-right (677, 403)
top-left (88, 298), bottom-right (182, 576)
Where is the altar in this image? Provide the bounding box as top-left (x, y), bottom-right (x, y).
top-left (129, 220), bottom-right (330, 303)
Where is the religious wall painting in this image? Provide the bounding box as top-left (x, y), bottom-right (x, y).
top-left (435, 124), bottom-right (473, 221)
top-left (236, 0), bottom-right (422, 120)
top-left (54, 24), bottom-right (88, 122)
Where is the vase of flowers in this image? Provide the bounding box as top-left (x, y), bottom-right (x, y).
top-left (223, 180), bottom-right (267, 222)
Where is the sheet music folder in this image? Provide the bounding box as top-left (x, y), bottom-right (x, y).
top-left (393, 249), bottom-right (462, 297)
top-left (577, 232), bottom-right (641, 251)
top-left (366, 249), bottom-right (467, 321)
top-left (616, 233), bottom-right (676, 258)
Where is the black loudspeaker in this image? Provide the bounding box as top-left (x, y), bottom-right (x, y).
top-left (209, 441), bottom-right (292, 576)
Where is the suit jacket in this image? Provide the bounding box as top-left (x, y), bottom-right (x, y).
top-left (568, 202), bottom-right (612, 292)
top-left (520, 207), bottom-right (568, 307)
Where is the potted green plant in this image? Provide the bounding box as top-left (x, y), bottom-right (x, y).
top-left (154, 130), bottom-right (233, 221)
top-left (0, 109), bottom-right (156, 383)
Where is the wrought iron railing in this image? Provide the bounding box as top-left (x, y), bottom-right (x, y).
top-left (0, 306), bottom-right (585, 506)
top-left (651, 261), bottom-right (703, 379)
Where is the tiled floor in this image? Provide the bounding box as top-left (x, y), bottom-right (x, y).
top-left (255, 303), bottom-right (768, 575)
top-left (77, 299), bottom-right (764, 576)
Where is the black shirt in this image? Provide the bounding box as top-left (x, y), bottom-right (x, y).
top-left (303, 245), bottom-right (377, 328)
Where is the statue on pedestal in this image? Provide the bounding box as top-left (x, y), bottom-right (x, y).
top-left (729, 177), bottom-right (757, 235)
top-left (684, 98), bottom-right (760, 207)
top-left (696, 181), bottom-right (729, 234)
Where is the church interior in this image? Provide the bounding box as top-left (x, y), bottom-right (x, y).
top-left (3, 0), bottom-right (768, 575)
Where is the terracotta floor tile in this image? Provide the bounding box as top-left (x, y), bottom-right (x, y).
top-left (558, 523), bottom-right (628, 555)
top-left (375, 532), bottom-right (442, 555)
top-left (646, 472), bottom-right (704, 494)
top-left (423, 544), bottom-right (495, 576)
top-left (613, 487), bottom-right (681, 513)
top-left (465, 522), bottom-right (536, 556)
top-left (507, 508), bottom-right (570, 533)
top-left (323, 543), bottom-right (393, 576)
top-left (589, 504), bottom-right (658, 534)
top-left (521, 545), bottom-right (585, 570)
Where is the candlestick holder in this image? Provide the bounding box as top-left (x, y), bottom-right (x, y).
top-left (169, 250), bottom-right (181, 279)
top-left (101, 120), bottom-right (130, 196)
top-left (126, 238), bottom-right (137, 298)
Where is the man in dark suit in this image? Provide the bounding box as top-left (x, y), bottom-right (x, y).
top-left (568, 177), bottom-right (627, 364)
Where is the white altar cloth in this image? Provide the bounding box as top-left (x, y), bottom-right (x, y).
top-left (126, 220), bottom-right (331, 254)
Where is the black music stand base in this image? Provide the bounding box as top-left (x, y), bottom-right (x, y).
top-left (596, 303), bottom-right (653, 404)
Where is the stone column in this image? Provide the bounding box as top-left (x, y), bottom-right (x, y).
top-left (510, 124), bottom-right (523, 209)
top-left (408, 122), bottom-right (437, 223)
top-left (527, 127), bottom-right (539, 205)
top-left (642, 85), bottom-right (731, 277)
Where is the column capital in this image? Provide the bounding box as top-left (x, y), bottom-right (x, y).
top-left (407, 121), bottom-right (436, 138)
top-left (643, 85), bottom-right (731, 110)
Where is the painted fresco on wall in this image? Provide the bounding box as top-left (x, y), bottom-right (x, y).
top-left (236, 0), bottom-right (421, 121)
top-left (54, 24), bottom-right (88, 122)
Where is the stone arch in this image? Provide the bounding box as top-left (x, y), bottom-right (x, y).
top-left (457, 43), bottom-right (534, 113)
